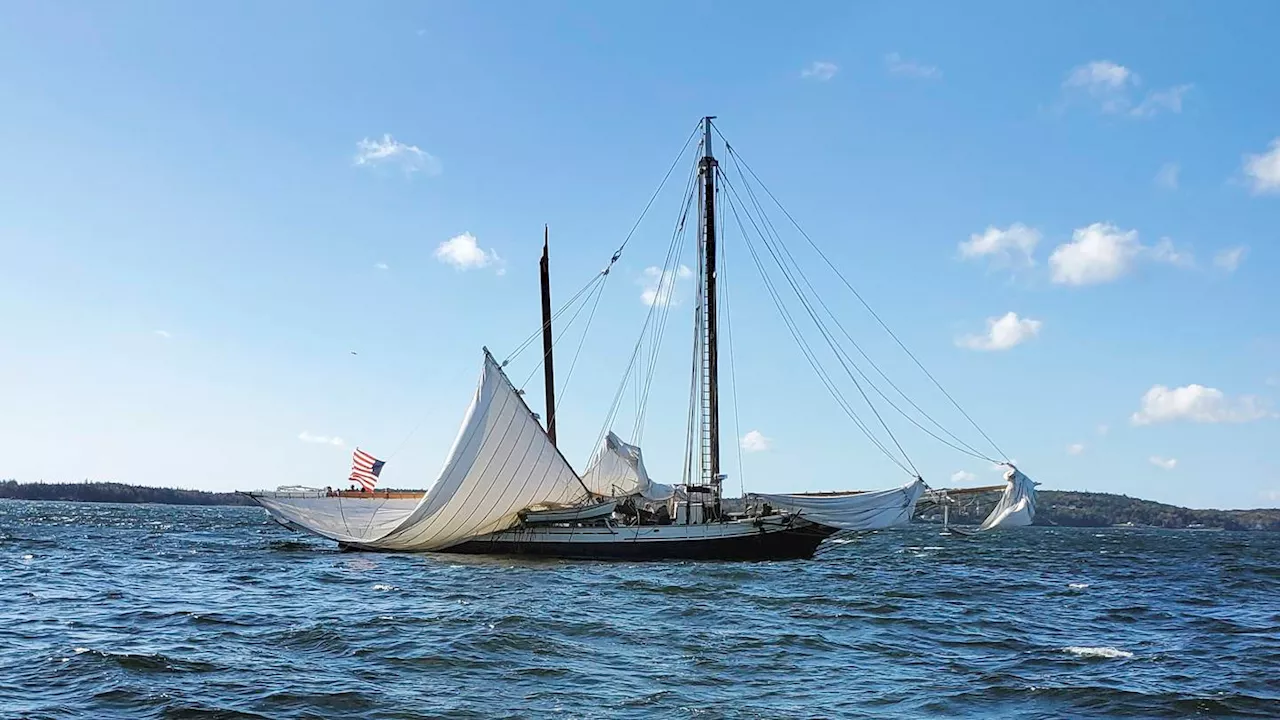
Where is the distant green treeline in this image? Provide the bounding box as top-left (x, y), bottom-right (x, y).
top-left (0, 480), bottom-right (256, 506)
top-left (922, 489), bottom-right (1280, 531)
top-left (2, 480), bottom-right (1277, 530)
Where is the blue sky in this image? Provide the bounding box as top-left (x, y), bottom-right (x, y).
top-left (1, 1), bottom-right (1277, 508)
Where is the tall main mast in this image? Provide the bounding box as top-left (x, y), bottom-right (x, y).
top-left (699, 116), bottom-right (720, 506)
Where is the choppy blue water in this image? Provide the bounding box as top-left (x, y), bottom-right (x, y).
top-left (1, 500), bottom-right (1277, 719)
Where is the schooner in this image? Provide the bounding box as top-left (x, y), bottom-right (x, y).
top-left (246, 118), bottom-right (1036, 559)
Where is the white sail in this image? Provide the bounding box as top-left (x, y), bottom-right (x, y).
top-left (755, 478), bottom-right (926, 531)
top-left (253, 491), bottom-right (421, 543)
top-left (581, 432), bottom-right (676, 501)
top-left (252, 352), bottom-right (591, 550)
top-left (980, 466), bottom-right (1037, 530)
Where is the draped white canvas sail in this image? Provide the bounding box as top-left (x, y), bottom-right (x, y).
top-left (754, 478), bottom-right (927, 531)
top-left (980, 466), bottom-right (1037, 530)
top-left (253, 351), bottom-right (591, 550)
top-left (581, 432), bottom-right (677, 501)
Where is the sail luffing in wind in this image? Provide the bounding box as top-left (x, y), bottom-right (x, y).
top-left (979, 465), bottom-right (1037, 529)
top-left (254, 351), bottom-right (590, 551)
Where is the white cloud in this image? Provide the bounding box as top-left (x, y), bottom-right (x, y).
top-left (1213, 246), bottom-right (1247, 272)
top-left (153, 330), bottom-right (172, 339)
top-left (1244, 138), bottom-right (1280, 194)
top-left (1049, 224), bottom-right (1198, 285)
top-left (1262, 490), bottom-right (1280, 503)
top-left (1154, 162), bottom-right (1179, 190)
top-left (801, 61), bottom-right (838, 81)
top-left (1131, 384), bottom-right (1273, 425)
top-left (740, 430), bottom-right (772, 452)
top-left (1149, 237), bottom-right (1195, 268)
top-left (1097, 424), bottom-right (1110, 436)
top-left (1131, 84), bottom-right (1193, 117)
top-left (1149, 456), bottom-right (1178, 470)
top-left (435, 232), bottom-right (501, 271)
top-left (298, 431), bottom-right (344, 447)
top-left (374, 262), bottom-right (389, 271)
top-left (1065, 60), bottom-right (1136, 92)
top-left (1266, 377), bottom-right (1278, 388)
top-left (1060, 61), bottom-right (1190, 117)
top-left (1067, 443), bottom-right (1085, 456)
top-left (1063, 60), bottom-right (1138, 113)
top-left (640, 265), bottom-right (693, 306)
top-left (885, 52), bottom-right (939, 79)
top-left (1049, 222), bottom-right (1141, 285)
top-left (950, 470), bottom-right (977, 485)
top-left (959, 223), bottom-right (1040, 269)
top-left (354, 134), bottom-right (441, 176)
top-left (958, 311), bottom-right (1042, 351)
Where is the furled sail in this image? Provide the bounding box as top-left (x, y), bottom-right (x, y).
top-left (980, 465), bottom-right (1037, 530)
top-left (581, 432), bottom-right (677, 501)
top-left (754, 478), bottom-right (926, 531)
top-left (253, 351), bottom-right (591, 550)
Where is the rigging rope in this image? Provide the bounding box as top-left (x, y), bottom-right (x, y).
top-left (719, 134), bottom-right (1009, 463)
top-left (721, 185), bottom-right (915, 476)
top-left (720, 210), bottom-right (748, 499)
top-left (721, 172), bottom-right (920, 477)
top-left (723, 151), bottom-right (998, 465)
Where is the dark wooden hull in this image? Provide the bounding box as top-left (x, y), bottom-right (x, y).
top-left (437, 523), bottom-right (838, 561)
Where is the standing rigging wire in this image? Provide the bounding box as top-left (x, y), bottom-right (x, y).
top-left (504, 272), bottom-right (607, 365)
top-left (518, 275), bottom-right (607, 389)
top-left (505, 120), bottom-right (700, 369)
top-left (719, 194), bottom-right (748, 499)
top-left (633, 157), bottom-right (701, 441)
top-left (719, 137), bottom-right (1009, 463)
top-left (721, 184), bottom-right (915, 476)
top-left (587, 157), bottom-right (702, 463)
top-left (722, 151), bottom-right (999, 465)
top-left (555, 267), bottom-right (611, 410)
top-left (720, 169), bottom-right (920, 478)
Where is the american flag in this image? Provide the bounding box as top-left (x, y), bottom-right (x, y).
top-left (350, 448), bottom-right (385, 491)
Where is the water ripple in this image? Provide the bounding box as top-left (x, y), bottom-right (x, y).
top-left (1, 499), bottom-right (1278, 718)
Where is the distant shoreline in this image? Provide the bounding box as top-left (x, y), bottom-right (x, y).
top-left (2, 480), bottom-right (1277, 530)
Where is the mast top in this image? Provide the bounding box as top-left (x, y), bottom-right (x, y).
top-left (702, 116), bottom-right (716, 162)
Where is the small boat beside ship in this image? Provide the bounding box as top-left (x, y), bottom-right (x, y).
top-left (245, 117), bottom-right (1036, 560)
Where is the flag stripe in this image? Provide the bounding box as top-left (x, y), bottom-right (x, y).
top-left (349, 448), bottom-right (385, 490)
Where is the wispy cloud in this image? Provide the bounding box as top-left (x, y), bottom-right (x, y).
top-left (1097, 424), bottom-right (1110, 436)
top-left (1060, 61), bottom-right (1191, 118)
top-left (1243, 138), bottom-right (1280, 194)
top-left (958, 312), bottom-right (1042, 351)
top-left (1131, 84), bottom-right (1193, 117)
top-left (885, 52), bottom-right (939, 79)
top-left (354, 134), bottom-right (441, 176)
top-left (959, 223), bottom-right (1040, 271)
top-left (950, 470), bottom-right (977, 485)
top-left (740, 430), bottom-right (772, 453)
top-left (298, 431), bottom-right (344, 447)
top-left (639, 265), bottom-right (693, 307)
top-left (1132, 384), bottom-right (1273, 425)
top-left (801, 61), bottom-right (838, 81)
top-left (1213, 246), bottom-right (1247, 273)
top-left (1149, 456), bottom-right (1178, 470)
top-left (374, 262), bottom-right (389, 271)
top-left (435, 232), bottom-right (502, 272)
top-left (153, 330), bottom-right (172, 339)
top-left (1149, 237), bottom-right (1195, 268)
top-left (1154, 162), bottom-right (1179, 190)
top-left (1067, 443), bottom-right (1085, 456)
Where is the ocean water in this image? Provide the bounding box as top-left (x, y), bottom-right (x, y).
top-left (1, 500), bottom-right (1277, 719)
